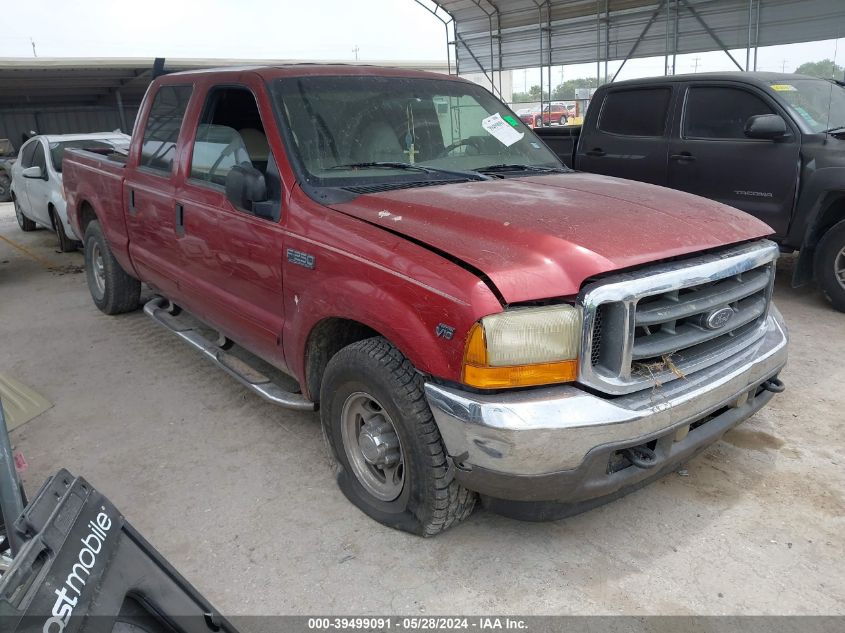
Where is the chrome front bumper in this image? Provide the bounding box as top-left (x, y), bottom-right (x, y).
top-left (424, 306), bottom-right (788, 502)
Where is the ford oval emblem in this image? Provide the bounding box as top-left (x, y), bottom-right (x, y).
top-left (705, 307), bottom-right (733, 330)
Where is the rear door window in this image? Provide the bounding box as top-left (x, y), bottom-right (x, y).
top-left (139, 85), bottom-right (193, 173)
top-left (598, 88), bottom-right (672, 137)
top-left (683, 86), bottom-right (775, 139)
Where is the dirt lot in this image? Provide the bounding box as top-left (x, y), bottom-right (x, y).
top-left (1, 201), bottom-right (843, 615)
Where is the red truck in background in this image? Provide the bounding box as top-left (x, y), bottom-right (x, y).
top-left (63, 65), bottom-right (788, 535)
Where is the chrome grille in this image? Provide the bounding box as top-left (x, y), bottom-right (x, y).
top-left (578, 240), bottom-right (778, 396)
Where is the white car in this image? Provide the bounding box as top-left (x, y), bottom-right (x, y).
top-left (11, 133), bottom-right (130, 251)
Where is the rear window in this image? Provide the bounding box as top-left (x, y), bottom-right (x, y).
top-left (598, 88), bottom-right (672, 137)
top-left (140, 85), bottom-right (193, 173)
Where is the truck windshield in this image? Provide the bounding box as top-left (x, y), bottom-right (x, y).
top-left (270, 75), bottom-right (563, 186)
top-left (770, 79), bottom-right (845, 133)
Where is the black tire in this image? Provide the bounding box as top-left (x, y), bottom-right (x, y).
top-left (50, 206), bottom-right (78, 252)
top-left (815, 219), bottom-right (845, 312)
top-left (0, 171), bottom-right (11, 203)
top-left (84, 220), bottom-right (141, 315)
top-left (13, 196), bottom-right (36, 232)
top-left (558, 115), bottom-right (567, 125)
top-left (320, 337), bottom-right (476, 536)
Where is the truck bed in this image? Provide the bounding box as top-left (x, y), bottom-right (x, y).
top-left (62, 148), bottom-right (135, 276)
top-left (533, 125), bottom-right (581, 168)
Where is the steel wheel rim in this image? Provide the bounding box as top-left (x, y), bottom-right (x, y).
top-left (90, 242), bottom-right (106, 297)
top-left (340, 392), bottom-right (405, 502)
top-left (835, 246), bottom-right (845, 291)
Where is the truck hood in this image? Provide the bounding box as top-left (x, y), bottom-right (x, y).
top-left (330, 172), bottom-right (772, 304)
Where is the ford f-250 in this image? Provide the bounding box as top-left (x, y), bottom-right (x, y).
top-left (62, 66), bottom-right (788, 535)
top-left (535, 72), bottom-right (845, 312)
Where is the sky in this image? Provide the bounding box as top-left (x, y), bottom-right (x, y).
top-left (1, 0), bottom-right (842, 83)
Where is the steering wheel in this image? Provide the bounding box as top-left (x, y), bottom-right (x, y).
top-left (439, 137), bottom-right (482, 158)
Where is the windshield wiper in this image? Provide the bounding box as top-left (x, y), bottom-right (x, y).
top-left (473, 163), bottom-right (568, 174)
top-left (327, 161), bottom-right (490, 180)
top-left (821, 125), bottom-right (845, 134)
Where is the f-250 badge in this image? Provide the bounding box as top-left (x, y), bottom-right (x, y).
top-left (287, 248), bottom-right (315, 269)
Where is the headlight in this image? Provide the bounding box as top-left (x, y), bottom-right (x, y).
top-left (462, 304), bottom-right (583, 389)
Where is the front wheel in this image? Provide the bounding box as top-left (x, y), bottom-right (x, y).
top-left (14, 197), bottom-right (36, 232)
top-left (84, 220), bottom-right (141, 315)
top-left (816, 219), bottom-right (845, 312)
top-left (558, 115), bottom-right (568, 125)
top-left (320, 337), bottom-right (476, 536)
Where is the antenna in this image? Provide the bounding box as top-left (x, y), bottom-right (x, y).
top-left (30, 37), bottom-right (37, 58)
top-left (352, 45), bottom-right (360, 61)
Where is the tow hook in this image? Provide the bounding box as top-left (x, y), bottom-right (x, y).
top-left (761, 377), bottom-right (785, 393)
top-left (623, 445), bottom-right (658, 469)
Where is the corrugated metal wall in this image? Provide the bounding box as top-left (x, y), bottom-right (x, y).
top-left (0, 105), bottom-right (139, 152)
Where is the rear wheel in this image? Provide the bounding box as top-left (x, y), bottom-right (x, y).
top-left (50, 207), bottom-right (78, 252)
top-left (84, 220), bottom-right (141, 314)
top-left (14, 196), bottom-right (36, 232)
top-left (320, 337), bottom-right (476, 536)
top-left (815, 219), bottom-right (845, 312)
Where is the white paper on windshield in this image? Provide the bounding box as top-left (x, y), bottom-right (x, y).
top-left (481, 113), bottom-right (524, 147)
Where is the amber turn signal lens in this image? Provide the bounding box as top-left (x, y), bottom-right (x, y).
top-left (463, 323), bottom-right (488, 366)
top-left (462, 359), bottom-right (579, 389)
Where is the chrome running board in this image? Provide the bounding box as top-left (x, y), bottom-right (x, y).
top-left (143, 297), bottom-right (315, 411)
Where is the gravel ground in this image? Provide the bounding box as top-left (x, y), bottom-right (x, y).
top-left (1, 201), bottom-right (843, 615)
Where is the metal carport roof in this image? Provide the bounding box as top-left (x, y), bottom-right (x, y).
top-left (420, 0), bottom-right (845, 92)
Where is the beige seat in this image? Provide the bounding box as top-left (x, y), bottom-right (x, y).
top-left (353, 121), bottom-right (405, 163)
top-left (238, 128), bottom-right (270, 164)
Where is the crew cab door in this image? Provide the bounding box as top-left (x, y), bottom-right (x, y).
top-left (124, 84), bottom-right (194, 299)
top-left (575, 85), bottom-right (674, 186)
top-left (172, 79), bottom-right (287, 366)
top-left (667, 83), bottom-right (800, 237)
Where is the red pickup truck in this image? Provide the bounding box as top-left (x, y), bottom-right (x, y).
top-left (63, 65), bottom-right (788, 535)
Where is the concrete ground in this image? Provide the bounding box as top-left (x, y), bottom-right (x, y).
top-left (1, 201), bottom-right (843, 615)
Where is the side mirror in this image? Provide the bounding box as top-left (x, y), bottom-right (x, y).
top-left (22, 166), bottom-right (44, 179)
top-left (225, 164), bottom-right (268, 214)
top-left (744, 114), bottom-right (789, 140)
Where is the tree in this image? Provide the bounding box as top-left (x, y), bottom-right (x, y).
top-left (512, 84), bottom-right (549, 103)
top-left (512, 77), bottom-right (600, 104)
top-left (794, 59), bottom-right (844, 80)
top-left (551, 77), bottom-right (599, 100)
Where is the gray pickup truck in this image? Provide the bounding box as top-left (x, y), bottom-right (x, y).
top-left (536, 72), bottom-right (845, 311)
